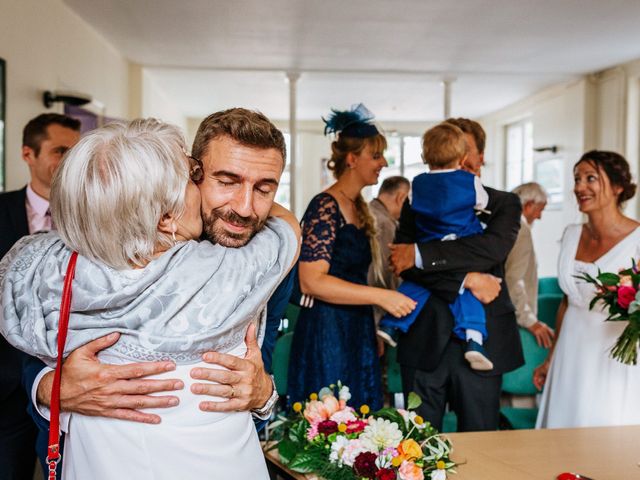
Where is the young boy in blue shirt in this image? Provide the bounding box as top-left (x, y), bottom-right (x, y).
top-left (379, 123), bottom-right (492, 370)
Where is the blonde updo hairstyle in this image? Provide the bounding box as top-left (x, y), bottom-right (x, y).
top-left (327, 132), bottom-right (388, 284)
top-left (50, 118), bottom-right (190, 270)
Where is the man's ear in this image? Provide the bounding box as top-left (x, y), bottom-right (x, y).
top-left (157, 213), bottom-right (176, 235)
top-left (22, 146), bottom-right (36, 166)
top-left (459, 153), bottom-right (469, 169)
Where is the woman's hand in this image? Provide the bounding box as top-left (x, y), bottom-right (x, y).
top-left (377, 290), bottom-right (417, 318)
top-left (533, 359), bottom-right (551, 391)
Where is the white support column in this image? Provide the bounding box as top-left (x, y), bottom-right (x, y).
top-left (442, 77), bottom-right (455, 119)
top-left (286, 72), bottom-right (301, 214)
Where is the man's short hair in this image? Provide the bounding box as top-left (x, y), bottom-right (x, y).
top-left (422, 123), bottom-right (468, 169)
top-left (512, 182), bottom-right (548, 205)
top-left (191, 108), bottom-right (286, 166)
top-left (22, 113), bottom-right (81, 156)
top-left (378, 176), bottom-right (410, 196)
top-left (444, 117), bottom-right (486, 154)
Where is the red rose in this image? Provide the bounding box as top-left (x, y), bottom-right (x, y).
top-left (617, 285), bottom-right (637, 309)
top-left (354, 452), bottom-right (379, 479)
top-left (317, 420), bottom-right (338, 436)
top-left (375, 468), bottom-right (397, 480)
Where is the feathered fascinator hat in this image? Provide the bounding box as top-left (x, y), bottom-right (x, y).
top-left (322, 103), bottom-right (380, 138)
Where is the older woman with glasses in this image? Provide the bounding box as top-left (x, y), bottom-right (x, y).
top-left (0, 119), bottom-right (299, 479)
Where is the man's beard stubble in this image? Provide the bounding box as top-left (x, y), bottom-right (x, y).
top-left (202, 207), bottom-right (267, 247)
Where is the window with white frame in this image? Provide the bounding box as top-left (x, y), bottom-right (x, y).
top-left (371, 134), bottom-right (425, 197)
top-left (504, 119), bottom-right (534, 191)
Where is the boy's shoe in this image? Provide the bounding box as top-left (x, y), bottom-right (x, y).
top-left (376, 328), bottom-right (398, 348)
top-left (464, 339), bottom-right (494, 371)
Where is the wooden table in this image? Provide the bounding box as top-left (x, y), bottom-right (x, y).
top-left (447, 425), bottom-right (640, 480)
top-left (265, 426), bottom-right (640, 479)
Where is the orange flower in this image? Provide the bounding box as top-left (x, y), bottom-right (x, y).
top-left (303, 400), bottom-right (329, 424)
top-left (398, 439), bottom-right (422, 460)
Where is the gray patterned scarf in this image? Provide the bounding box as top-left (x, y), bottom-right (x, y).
top-left (0, 218), bottom-right (297, 366)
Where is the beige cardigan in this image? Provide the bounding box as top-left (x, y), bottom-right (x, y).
top-left (505, 217), bottom-right (539, 328)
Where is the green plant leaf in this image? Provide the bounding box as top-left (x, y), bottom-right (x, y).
top-left (407, 391), bottom-right (422, 410)
top-left (289, 452), bottom-right (321, 473)
top-left (278, 438), bottom-right (299, 464)
top-left (598, 272), bottom-right (620, 286)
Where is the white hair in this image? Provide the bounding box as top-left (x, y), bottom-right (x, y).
top-left (511, 182), bottom-right (548, 206)
top-left (50, 118), bottom-right (189, 269)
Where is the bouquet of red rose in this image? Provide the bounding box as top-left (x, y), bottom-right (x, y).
top-left (268, 382), bottom-right (455, 480)
top-left (577, 259), bottom-right (640, 365)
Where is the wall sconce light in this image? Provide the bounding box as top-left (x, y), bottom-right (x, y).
top-left (43, 90), bottom-right (92, 108)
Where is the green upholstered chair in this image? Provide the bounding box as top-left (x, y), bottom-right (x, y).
top-left (272, 332), bottom-right (293, 396)
top-left (385, 346), bottom-right (403, 394)
top-left (500, 327), bottom-right (549, 429)
top-left (537, 293), bottom-right (563, 330)
top-left (538, 277), bottom-right (562, 295)
top-left (281, 303), bottom-right (300, 334)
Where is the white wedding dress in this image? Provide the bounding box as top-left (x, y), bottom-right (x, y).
top-left (61, 344), bottom-right (269, 479)
top-left (536, 224), bottom-right (640, 428)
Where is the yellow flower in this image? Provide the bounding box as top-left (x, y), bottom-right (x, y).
top-left (391, 455), bottom-right (405, 467)
top-left (309, 393), bottom-right (318, 401)
top-left (436, 460), bottom-right (446, 470)
top-left (398, 439), bottom-right (423, 460)
top-left (414, 415), bottom-right (424, 425)
top-left (360, 404), bottom-right (370, 415)
top-left (338, 423), bottom-right (347, 433)
top-left (292, 402), bottom-right (302, 413)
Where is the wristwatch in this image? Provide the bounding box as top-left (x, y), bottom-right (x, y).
top-left (251, 374), bottom-right (279, 420)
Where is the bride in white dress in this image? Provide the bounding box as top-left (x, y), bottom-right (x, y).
top-left (535, 150), bottom-right (640, 428)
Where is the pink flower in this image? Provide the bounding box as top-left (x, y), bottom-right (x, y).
top-left (346, 420), bottom-right (368, 434)
top-left (398, 460), bottom-right (424, 480)
top-left (330, 407), bottom-right (357, 424)
top-left (307, 423), bottom-right (319, 441)
top-left (304, 400), bottom-right (329, 424)
top-left (617, 285), bottom-right (637, 309)
top-left (322, 395), bottom-right (341, 416)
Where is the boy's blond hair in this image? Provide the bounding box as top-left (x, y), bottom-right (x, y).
top-left (421, 123), bottom-right (468, 169)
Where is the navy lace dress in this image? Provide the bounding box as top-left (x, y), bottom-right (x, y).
top-left (287, 193), bottom-right (383, 409)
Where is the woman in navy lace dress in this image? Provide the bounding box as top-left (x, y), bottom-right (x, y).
top-left (287, 105), bottom-right (416, 409)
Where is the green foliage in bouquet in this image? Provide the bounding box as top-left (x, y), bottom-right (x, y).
top-left (576, 259), bottom-right (640, 365)
top-left (269, 384), bottom-right (456, 480)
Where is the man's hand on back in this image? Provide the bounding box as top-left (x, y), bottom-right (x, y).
top-left (190, 323), bottom-right (273, 412)
top-left (37, 333), bottom-right (183, 424)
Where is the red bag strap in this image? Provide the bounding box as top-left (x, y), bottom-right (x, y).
top-left (47, 251), bottom-right (78, 480)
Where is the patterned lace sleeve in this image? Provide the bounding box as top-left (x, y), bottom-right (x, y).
top-left (300, 193), bottom-right (342, 263)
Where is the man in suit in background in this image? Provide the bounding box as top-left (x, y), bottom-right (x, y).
top-left (367, 176), bottom-right (410, 336)
top-left (0, 113), bottom-right (80, 480)
top-left (505, 182), bottom-right (554, 347)
top-left (390, 118), bottom-right (524, 432)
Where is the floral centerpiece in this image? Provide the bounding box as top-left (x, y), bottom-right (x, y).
top-left (269, 382), bottom-right (456, 480)
top-left (578, 260), bottom-right (640, 365)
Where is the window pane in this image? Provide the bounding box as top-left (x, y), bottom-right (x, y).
top-left (403, 136), bottom-right (423, 165)
top-left (505, 123), bottom-right (523, 191)
top-left (523, 120), bottom-right (534, 182)
top-left (385, 136), bottom-right (401, 168)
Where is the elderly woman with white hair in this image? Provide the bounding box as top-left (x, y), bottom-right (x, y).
top-left (0, 119), bottom-right (299, 479)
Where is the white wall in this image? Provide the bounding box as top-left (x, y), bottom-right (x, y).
top-left (140, 68), bottom-right (187, 133)
top-left (0, 0), bottom-right (131, 190)
top-left (479, 58), bottom-right (640, 277)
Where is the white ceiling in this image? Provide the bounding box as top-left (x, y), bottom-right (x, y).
top-left (64, 0), bottom-right (640, 121)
